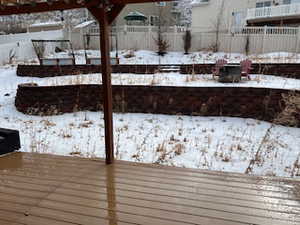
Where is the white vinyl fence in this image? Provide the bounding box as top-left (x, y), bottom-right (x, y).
top-left (0, 26), bottom-right (299, 65)
top-left (0, 30), bottom-right (64, 45)
top-left (70, 26), bottom-right (300, 55)
top-left (0, 30), bottom-right (64, 65)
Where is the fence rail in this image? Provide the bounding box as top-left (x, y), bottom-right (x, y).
top-left (88, 25), bottom-right (187, 34)
top-left (70, 25), bottom-right (300, 55)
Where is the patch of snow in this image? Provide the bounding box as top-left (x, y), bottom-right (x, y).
top-left (47, 50), bottom-right (300, 65)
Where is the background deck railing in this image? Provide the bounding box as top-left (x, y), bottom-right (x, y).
top-left (231, 26), bottom-right (299, 35)
top-left (247, 3), bottom-right (300, 20)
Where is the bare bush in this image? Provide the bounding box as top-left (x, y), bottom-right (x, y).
top-left (154, 33), bottom-right (170, 56)
top-left (245, 35), bottom-right (250, 55)
top-left (8, 49), bottom-right (16, 64)
top-left (154, 5), bottom-right (170, 56)
top-left (274, 92), bottom-right (300, 127)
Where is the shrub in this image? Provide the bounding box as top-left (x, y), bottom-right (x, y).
top-left (183, 30), bottom-right (192, 54)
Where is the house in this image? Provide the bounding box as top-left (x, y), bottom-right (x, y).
top-left (246, 0), bottom-right (300, 26)
top-left (191, 0), bottom-right (248, 32)
top-left (74, 2), bottom-right (179, 26)
top-left (115, 1), bottom-right (181, 26)
top-left (191, 0), bottom-right (300, 32)
top-left (74, 2), bottom-right (182, 32)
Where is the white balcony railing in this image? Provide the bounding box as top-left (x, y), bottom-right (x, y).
top-left (231, 26), bottom-right (298, 35)
top-left (246, 3), bottom-right (300, 21)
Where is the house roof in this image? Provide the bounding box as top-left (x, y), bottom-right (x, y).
top-left (74, 20), bottom-right (96, 29)
top-left (29, 21), bottom-right (63, 28)
top-left (124, 11), bottom-right (147, 21)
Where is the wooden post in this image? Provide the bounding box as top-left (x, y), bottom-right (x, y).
top-left (99, 6), bottom-right (114, 164)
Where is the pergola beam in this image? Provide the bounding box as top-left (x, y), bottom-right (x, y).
top-left (88, 4), bottom-right (115, 164)
top-left (0, 0), bottom-right (100, 15)
top-left (0, 0), bottom-right (172, 16)
top-left (111, 0), bottom-right (168, 3)
top-left (107, 4), bottom-right (125, 24)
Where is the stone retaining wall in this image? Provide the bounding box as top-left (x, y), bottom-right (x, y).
top-left (17, 64), bottom-right (300, 79)
top-left (15, 84), bottom-right (299, 126)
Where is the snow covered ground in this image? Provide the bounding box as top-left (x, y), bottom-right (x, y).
top-left (45, 50), bottom-right (300, 65)
top-left (1, 51), bottom-right (300, 178)
top-left (3, 66), bottom-right (300, 91)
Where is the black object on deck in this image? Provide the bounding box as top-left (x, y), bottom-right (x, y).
top-left (0, 128), bottom-right (21, 155)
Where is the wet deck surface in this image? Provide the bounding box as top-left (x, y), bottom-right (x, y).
top-left (0, 152), bottom-right (299, 225)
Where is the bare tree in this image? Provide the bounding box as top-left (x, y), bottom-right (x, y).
top-left (245, 35), bottom-right (250, 55)
top-left (210, 0), bottom-right (225, 52)
top-left (154, 6), bottom-right (170, 56)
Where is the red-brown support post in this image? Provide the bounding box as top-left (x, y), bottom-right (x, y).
top-left (98, 6), bottom-right (114, 164)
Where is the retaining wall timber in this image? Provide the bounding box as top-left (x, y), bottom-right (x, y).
top-left (17, 64), bottom-right (300, 79)
top-left (16, 64), bottom-right (170, 77)
top-left (15, 84), bottom-right (299, 126)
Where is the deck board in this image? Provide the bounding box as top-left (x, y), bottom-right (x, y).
top-left (0, 152), bottom-right (299, 225)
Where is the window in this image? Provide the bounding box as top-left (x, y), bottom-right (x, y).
top-left (155, 2), bottom-right (166, 7)
top-left (283, 0), bottom-right (300, 4)
top-left (149, 15), bottom-right (159, 26)
top-left (232, 11), bottom-right (246, 28)
top-left (256, 1), bottom-right (271, 8)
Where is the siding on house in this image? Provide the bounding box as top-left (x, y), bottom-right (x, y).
top-left (191, 0), bottom-right (300, 31)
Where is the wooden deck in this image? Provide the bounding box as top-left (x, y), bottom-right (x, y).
top-left (0, 152), bottom-right (299, 225)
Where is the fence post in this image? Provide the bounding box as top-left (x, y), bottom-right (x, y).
top-left (199, 32), bottom-right (202, 51)
top-left (123, 25), bottom-right (128, 49)
top-left (262, 26), bottom-right (267, 54)
top-left (296, 26), bottom-right (300, 53)
top-left (173, 25), bottom-right (177, 51)
top-left (148, 24), bottom-right (151, 50)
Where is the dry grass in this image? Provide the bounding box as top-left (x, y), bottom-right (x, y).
top-left (150, 74), bottom-right (160, 85)
top-left (274, 92), bottom-right (300, 127)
